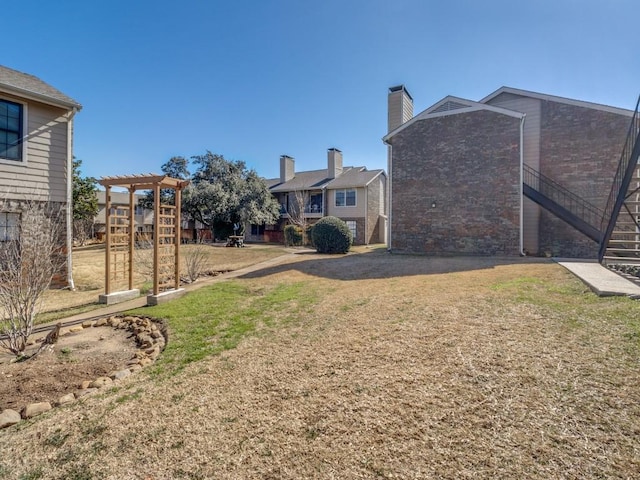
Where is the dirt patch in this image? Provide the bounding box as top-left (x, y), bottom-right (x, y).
top-left (0, 325), bottom-right (137, 410)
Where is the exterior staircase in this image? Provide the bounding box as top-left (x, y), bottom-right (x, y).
top-left (522, 95), bottom-right (640, 267)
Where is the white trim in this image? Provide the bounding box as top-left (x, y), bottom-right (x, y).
top-left (334, 188), bottom-right (357, 207)
top-left (0, 96), bottom-right (28, 166)
top-left (0, 85), bottom-right (81, 111)
top-left (481, 86), bottom-right (635, 117)
top-left (519, 114), bottom-right (525, 256)
top-left (383, 98), bottom-right (524, 143)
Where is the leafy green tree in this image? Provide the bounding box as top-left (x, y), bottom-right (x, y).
top-left (139, 156), bottom-right (190, 209)
top-left (72, 159), bottom-right (98, 245)
top-left (183, 151), bottom-right (280, 238)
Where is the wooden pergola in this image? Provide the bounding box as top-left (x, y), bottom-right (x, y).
top-left (98, 174), bottom-right (190, 302)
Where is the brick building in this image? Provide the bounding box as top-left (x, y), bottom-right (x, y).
top-left (383, 86), bottom-right (634, 258)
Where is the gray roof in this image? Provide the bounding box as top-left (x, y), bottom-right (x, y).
top-left (325, 167), bottom-right (385, 189)
top-left (268, 166), bottom-right (384, 192)
top-left (269, 168), bottom-right (337, 192)
top-left (0, 65), bottom-right (82, 110)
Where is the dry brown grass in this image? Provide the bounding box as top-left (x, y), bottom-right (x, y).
top-left (2, 250), bottom-right (640, 479)
top-left (37, 243), bottom-right (289, 322)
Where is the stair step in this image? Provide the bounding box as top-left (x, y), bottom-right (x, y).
top-left (609, 239), bottom-right (640, 244)
top-left (605, 248), bottom-right (640, 254)
top-left (603, 256), bottom-right (640, 264)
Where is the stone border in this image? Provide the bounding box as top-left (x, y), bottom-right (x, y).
top-left (0, 315), bottom-right (167, 429)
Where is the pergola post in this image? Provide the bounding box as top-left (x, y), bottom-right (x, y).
top-left (174, 187), bottom-right (182, 291)
top-left (104, 185), bottom-right (112, 295)
top-left (128, 187), bottom-right (135, 291)
top-left (153, 182), bottom-right (161, 296)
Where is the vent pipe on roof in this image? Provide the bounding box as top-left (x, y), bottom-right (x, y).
top-left (327, 148), bottom-right (343, 179)
top-left (280, 155), bottom-right (295, 183)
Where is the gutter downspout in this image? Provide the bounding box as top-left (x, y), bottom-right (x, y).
top-left (519, 113), bottom-right (526, 256)
top-left (383, 140), bottom-right (392, 251)
top-left (66, 107), bottom-right (78, 290)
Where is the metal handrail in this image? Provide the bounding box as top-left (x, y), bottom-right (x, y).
top-left (598, 95), bottom-right (640, 260)
top-left (523, 164), bottom-right (603, 231)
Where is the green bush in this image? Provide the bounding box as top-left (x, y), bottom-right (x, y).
top-left (310, 216), bottom-right (352, 254)
top-left (305, 224), bottom-right (315, 247)
top-left (284, 224), bottom-right (304, 246)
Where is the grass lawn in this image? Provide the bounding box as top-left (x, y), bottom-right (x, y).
top-left (2, 250), bottom-right (640, 479)
top-left (36, 243), bottom-right (289, 324)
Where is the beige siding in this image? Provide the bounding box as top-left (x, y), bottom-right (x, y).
top-left (486, 94), bottom-right (542, 254)
top-left (0, 95), bottom-right (69, 203)
top-left (326, 187), bottom-right (366, 218)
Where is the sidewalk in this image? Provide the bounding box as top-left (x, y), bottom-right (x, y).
top-left (554, 258), bottom-right (640, 298)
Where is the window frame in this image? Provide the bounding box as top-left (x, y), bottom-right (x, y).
top-left (0, 212), bottom-right (21, 242)
top-left (335, 188), bottom-right (357, 207)
top-left (0, 98), bottom-right (27, 165)
top-left (345, 220), bottom-right (357, 239)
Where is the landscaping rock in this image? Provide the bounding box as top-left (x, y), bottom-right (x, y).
top-left (56, 393), bottom-right (76, 406)
top-left (82, 321), bottom-right (94, 328)
top-left (22, 402), bottom-right (52, 419)
top-left (81, 380), bottom-right (92, 389)
top-left (69, 326), bottom-right (83, 333)
top-left (75, 388), bottom-right (98, 398)
top-left (110, 369), bottom-right (131, 381)
top-left (90, 377), bottom-right (113, 388)
top-left (0, 409), bottom-right (21, 428)
top-left (94, 318), bottom-right (108, 327)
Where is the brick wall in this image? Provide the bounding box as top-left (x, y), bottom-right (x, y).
top-left (538, 101), bottom-right (630, 257)
top-left (390, 110), bottom-right (521, 255)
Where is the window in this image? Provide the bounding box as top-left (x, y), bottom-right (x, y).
top-left (345, 220), bottom-right (356, 239)
top-left (335, 189), bottom-right (356, 207)
top-left (0, 99), bottom-right (23, 161)
top-left (0, 212), bottom-right (20, 241)
top-left (251, 224), bottom-right (265, 236)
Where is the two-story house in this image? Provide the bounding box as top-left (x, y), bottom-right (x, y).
top-left (0, 65), bottom-right (81, 287)
top-left (248, 148), bottom-right (386, 245)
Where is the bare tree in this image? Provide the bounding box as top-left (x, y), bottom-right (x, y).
top-left (0, 200), bottom-right (67, 356)
top-left (183, 244), bottom-right (209, 282)
top-left (285, 189), bottom-right (310, 244)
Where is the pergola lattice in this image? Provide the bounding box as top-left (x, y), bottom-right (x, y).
top-left (98, 174), bottom-right (189, 303)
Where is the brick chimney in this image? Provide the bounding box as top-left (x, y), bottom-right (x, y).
top-left (327, 148), bottom-right (343, 179)
top-left (280, 155), bottom-right (295, 183)
top-left (388, 85), bottom-right (413, 133)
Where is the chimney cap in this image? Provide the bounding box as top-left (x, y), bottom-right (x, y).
top-left (389, 84), bottom-right (413, 101)
top-left (328, 147), bottom-right (342, 153)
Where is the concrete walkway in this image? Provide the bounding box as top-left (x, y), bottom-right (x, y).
top-left (554, 258), bottom-right (640, 298)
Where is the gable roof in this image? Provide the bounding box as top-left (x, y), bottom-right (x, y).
top-left (0, 65), bottom-right (82, 110)
top-left (481, 86), bottom-right (634, 117)
top-left (325, 167), bottom-right (385, 189)
top-left (383, 95), bottom-right (523, 143)
top-left (269, 168), bottom-right (341, 192)
top-left (268, 166), bottom-right (384, 192)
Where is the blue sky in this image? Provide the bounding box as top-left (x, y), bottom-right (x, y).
top-left (3, 0), bottom-right (639, 181)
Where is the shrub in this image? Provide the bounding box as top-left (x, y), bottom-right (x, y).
top-left (284, 224), bottom-right (304, 246)
top-left (310, 216), bottom-right (352, 254)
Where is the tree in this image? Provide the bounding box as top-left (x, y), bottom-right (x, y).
top-left (139, 156), bottom-right (190, 209)
top-left (72, 159), bottom-right (98, 246)
top-left (285, 188), bottom-right (311, 244)
top-left (183, 152), bottom-right (280, 238)
top-left (0, 200), bottom-right (67, 357)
